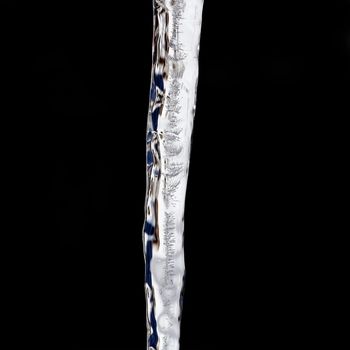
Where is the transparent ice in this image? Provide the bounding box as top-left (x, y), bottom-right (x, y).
top-left (143, 1), bottom-right (204, 349)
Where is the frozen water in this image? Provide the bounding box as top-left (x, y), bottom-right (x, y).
top-left (143, 1), bottom-right (204, 349)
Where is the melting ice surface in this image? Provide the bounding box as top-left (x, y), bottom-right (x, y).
top-left (143, 1), bottom-right (204, 349)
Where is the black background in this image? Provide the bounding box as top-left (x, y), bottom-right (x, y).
top-left (5, 0), bottom-right (349, 349)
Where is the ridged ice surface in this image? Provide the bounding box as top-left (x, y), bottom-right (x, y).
top-left (143, 1), bottom-right (204, 349)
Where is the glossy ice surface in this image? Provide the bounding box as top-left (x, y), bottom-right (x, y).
top-left (143, 1), bottom-right (204, 349)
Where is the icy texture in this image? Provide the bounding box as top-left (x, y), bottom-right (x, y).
top-left (143, 1), bottom-right (204, 349)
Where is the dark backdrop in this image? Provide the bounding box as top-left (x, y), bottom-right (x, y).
top-left (6, 0), bottom-right (349, 349)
